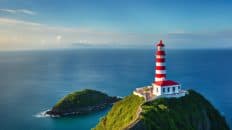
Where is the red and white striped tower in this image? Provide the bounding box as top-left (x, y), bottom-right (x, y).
top-left (133, 39), bottom-right (186, 99)
top-left (155, 40), bottom-right (166, 82)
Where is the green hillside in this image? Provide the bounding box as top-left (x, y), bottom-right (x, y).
top-left (93, 94), bottom-right (144, 130)
top-left (46, 89), bottom-right (119, 116)
top-left (93, 90), bottom-right (229, 130)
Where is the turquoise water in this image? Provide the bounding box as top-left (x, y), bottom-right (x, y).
top-left (0, 49), bottom-right (231, 129)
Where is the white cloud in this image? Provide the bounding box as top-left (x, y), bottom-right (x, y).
top-left (0, 17), bottom-right (232, 50)
top-left (56, 35), bottom-right (62, 42)
top-left (0, 9), bottom-right (36, 15)
top-left (18, 9), bottom-right (36, 15)
top-left (0, 17), bottom-right (41, 26)
top-left (79, 40), bottom-right (89, 43)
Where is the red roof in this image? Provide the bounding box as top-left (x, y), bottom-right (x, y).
top-left (154, 80), bottom-right (179, 86)
top-left (156, 40), bottom-right (165, 47)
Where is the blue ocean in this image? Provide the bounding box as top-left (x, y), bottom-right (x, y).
top-left (0, 49), bottom-right (231, 130)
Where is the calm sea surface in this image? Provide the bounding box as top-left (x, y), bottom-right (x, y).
top-left (0, 49), bottom-right (231, 130)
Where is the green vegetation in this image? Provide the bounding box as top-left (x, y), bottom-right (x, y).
top-left (54, 89), bottom-right (109, 109)
top-left (93, 90), bottom-right (229, 130)
top-left (140, 90), bottom-right (229, 130)
top-left (93, 94), bottom-right (144, 130)
top-left (47, 89), bottom-right (119, 116)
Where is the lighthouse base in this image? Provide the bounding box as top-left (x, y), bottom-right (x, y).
top-left (157, 90), bottom-right (188, 98)
top-left (133, 85), bottom-right (188, 102)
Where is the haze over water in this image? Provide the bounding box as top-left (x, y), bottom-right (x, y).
top-left (0, 49), bottom-right (231, 130)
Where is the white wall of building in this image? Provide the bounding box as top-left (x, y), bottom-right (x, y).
top-left (153, 84), bottom-right (181, 96)
top-left (161, 85), bottom-right (180, 95)
top-left (152, 84), bottom-right (161, 96)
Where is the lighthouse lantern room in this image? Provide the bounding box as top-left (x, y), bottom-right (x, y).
top-left (152, 40), bottom-right (182, 97)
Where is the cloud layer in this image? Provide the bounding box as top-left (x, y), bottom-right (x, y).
top-left (0, 17), bottom-right (232, 50)
top-left (0, 9), bottom-right (36, 15)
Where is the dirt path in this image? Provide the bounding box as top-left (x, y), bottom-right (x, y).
top-left (124, 105), bottom-right (143, 130)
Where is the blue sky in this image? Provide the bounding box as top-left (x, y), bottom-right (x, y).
top-left (0, 0), bottom-right (232, 50)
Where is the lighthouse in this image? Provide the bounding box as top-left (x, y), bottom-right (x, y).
top-left (154, 40), bottom-right (166, 82)
top-left (133, 40), bottom-right (187, 101)
top-left (152, 40), bottom-right (184, 97)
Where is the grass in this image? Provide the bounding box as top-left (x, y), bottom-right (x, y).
top-left (93, 90), bottom-right (229, 130)
top-left (52, 89), bottom-right (113, 112)
top-left (141, 90), bottom-right (229, 130)
top-left (93, 94), bottom-right (144, 130)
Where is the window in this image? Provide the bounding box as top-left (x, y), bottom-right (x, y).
top-left (173, 87), bottom-right (175, 92)
top-left (178, 86), bottom-right (180, 89)
top-left (162, 88), bottom-right (165, 93)
top-left (167, 87), bottom-right (170, 92)
top-left (157, 88), bottom-right (158, 92)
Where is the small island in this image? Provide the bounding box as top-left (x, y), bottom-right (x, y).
top-left (46, 89), bottom-right (120, 116)
top-left (93, 90), bottom-right (229, 130)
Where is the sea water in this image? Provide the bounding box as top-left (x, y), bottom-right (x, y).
top-left (0, 49), bottom-right (231, 130)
